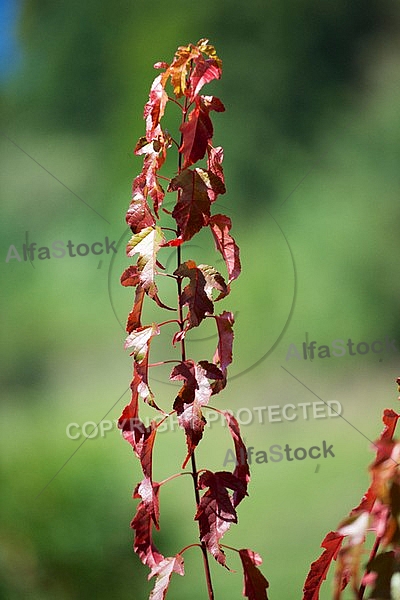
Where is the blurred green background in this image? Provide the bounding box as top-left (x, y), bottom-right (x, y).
top-left (2, 0), bottom-right (400, 598)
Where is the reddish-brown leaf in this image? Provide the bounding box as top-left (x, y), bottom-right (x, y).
top-left (118, 371), bottom-right (140, 434)
top-left (121, 265), bottom-right (141, 288)
top-left (302, 531), bottom-right (345, 600)
top-left (207, 144), bottom-right (225, 202)
top-left (214, 311), bottom-right (234, 372)
top-left (211, 311), bottom-right (235, 395)
top-left (170, 360), bottom-right (198, 404)
top-left (127, 174), bottom-right (156, 234)
top-left (174, 260), bottom-right (213, 330)
top-left (209, 214), bottom-right (241, 283)
top-left (223, 412), bottom-right (250, 507)
top-left (148, 555), bottom-right (185, 600)
top-left (134, 476), bottom-right (160, 530)
top-left (238, 549), bottom-right (269, 600)
top-left (131, 482), bottom-right (164, 569)
top-left (179, 96), bottom-right (225, 169)
top-left (195, 470), bottom-right (246, 566)
top-left (197, 360), bottom-right (224, 381)
top-left (168, 169), bottom-right (210, 242)
top-left (171, 361), bottom-right (214, 467)
top-left (126, 286), bottom-right (145, 333)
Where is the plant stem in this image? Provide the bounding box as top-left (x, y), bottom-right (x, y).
top-left (174, 79), bottom-right (215, 600)
top-left (176, 243), bottom-right (215, 600)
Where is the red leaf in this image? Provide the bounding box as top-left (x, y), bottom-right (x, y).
top-left (121, 265), bottom-right (141, 287)
top-left (350, 408), bottom-right (400, 515)
top-left (381, 408), bottom-right (400, 443)
top-left (134, 476), bottom-right (160, 530)
top-left (148, 555), bottom-right (185, 600)
top-left (127, 174), bottom-right (156, 234)
top-left (213, 311), bottom-right (234, 373)
top-left (168, 169), bottom-right (216, 243)
top-left (170, 360), bottom-right (198, 404)
top-left (188, 57), bottom-right (222, 101)
top-left (174, 260), bottom-right (213, 330)
top-left (171, 361), bottom-right (214, 467)
top-left (126, 286), bottom-right (145, 333)
top-left (131, 482), bottom-right (164, 569)
top-left (207, 144), bottom-right (225, 202)
top-left (138, 148), bottom-right (166, 218)
top-left (195, 470), bottom-right (246, 566)
top-left (143, 74), bottom-right (168, 141)
top-left (302, 531), bottom-right (344, 600)
top-left (179, 96), bottom-right (225, 169)
top-left (238, 549), bottom-right (269, 600)
top-left (223, 412), bottom-right (250, 507)
top-left (209, 214), bottom-right (241, 283)
top-left (211, 311), bottom-right (235, 394)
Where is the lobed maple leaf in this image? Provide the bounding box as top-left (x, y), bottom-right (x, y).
top-left (127, 226), bottom-right (165, 298)
top-left (174, 260), bottom-right (213, 331)
top-left (168, 168), bottom-right (225, 243)
top-left (148, 555), bottom-right (185, 600)
top-left (171, 361), bottom-right (218, 467)
top-left (209, 214), bottom-right (241, 283)
top-left (238, 549), bottom-right (269, 600)
top-left (195, 470), bottom-right (247, 566)
top-left (223, 412), bottom-right (250, 507)
top-left (179, 95), bottom-right (225, 169)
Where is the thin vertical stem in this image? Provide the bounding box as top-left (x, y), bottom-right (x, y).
top-left (175, 80), bottom-right (215, 600)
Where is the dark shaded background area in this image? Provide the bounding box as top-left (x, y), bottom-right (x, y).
top-left (1, 1), bottom-right (400, 598)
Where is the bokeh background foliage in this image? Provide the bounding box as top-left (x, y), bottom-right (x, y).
top-left (1, 1), bottom-right (400, 598)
